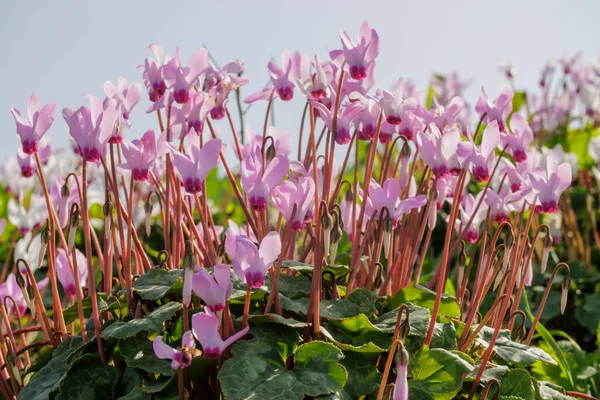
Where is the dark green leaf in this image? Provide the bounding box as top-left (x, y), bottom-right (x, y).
top-left (249, 313), bottom-right (308, 328)
top-left (54, 355), bottom-right (118, 400)
top-left (119, 335), bottom-right (175, 376)
top-left (17, 344), bottom-right (75, 399)
top-left (101, 302), bottom-right (182, 339)
top-left (500, 369), bottom-right (535, 400)
top-left (133, 268), bottom-right (180, 300)
top-left (337, 352), bottom-right (381, 399)
top-left (477, 326), bottom-right (556, 366)
top-left (347, 288), bottom-right (378, 317)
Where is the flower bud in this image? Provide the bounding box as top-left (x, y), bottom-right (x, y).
top-left (560, 273), bottom-right (571, 315)
top-left (399, 311), bottom-right (410, 341)
top-left (182, 241), bottom-right (195, 308)
top-left (265, 143), bottom-right (276, 164)
top-left (144, 198), bottom-right (153, 237)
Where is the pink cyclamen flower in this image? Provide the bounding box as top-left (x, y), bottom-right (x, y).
top-left (397, 112), bottom-right (424, 141)
top-left (414, 96), bottom-right (465, 132)
top-left (232, 231), bottom-right (281, 289)
top-left (142, 44), bottom-right (168, 102)
top-left (63, 95), bottom-right (118, 162)
top-left (527, 153), bottom-right (571, 213)
top-left (456, 120), bottom-right (501, 183)
top-left (417, 125), bottom-right (462, 178)
top-left (11, 93), bottom-right (56, 154)
top-left (364, 178), bottom-right (427, 228)
top-left (485, 188), bottom-right (529, 223)
top-left (354, 97), bottom-right (381, 141)
top-left (183, 92), bottom-right (215, 135)
top-left (240, 149), bottom-right (289, 211)
top-left (56, 248), bottom-right (88, 297)
top-left (153, 331), bottom-right (196, 369)
top-left (191, 309), bottom-right (249, 359)
top-left (120, 129), bottom-right (169, 182)
top-left (225, 220), bottom-right (257, 260)
top-left (104, 78), bottom-right (142, 144)
top-left (163, 47), bottom-right (209, 104)
top-left (393, 345), bottom-right (409, 400)
top-left (331, 21), bottom-right (379, 80)
top-left (171, 138), bottom-right (222, 194)
top-left (272, 177), bottom-right (316, 231)
top-left (192, 264), bottom-right (233, 312)
top-left (244, 51), bottom-right (301, 103)
top-left (455, 191), bottom-right (489, 243)
top-left (296, 55), bottom-right (331, 100)
top-left (501, 113), bottom-right (533, 163)
top-left (377, 79), bottom-right (417, 125)
top-left (475, 84), bottom-right (514, 132)
top-left (312, 95), bottom-right (363, 145)
top-left (17, 148), bottom-right (36, 178)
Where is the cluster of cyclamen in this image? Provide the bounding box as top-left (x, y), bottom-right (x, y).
top-left (3, 22), bottom-right (598, 397)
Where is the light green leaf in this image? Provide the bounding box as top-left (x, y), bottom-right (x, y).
top-left (133, 268), bottom-right (180, 300)
top-left (119, 335), bottom-right (175, 376)
top-left (500, 369), bottom-right (535, 400)
top-left (101, 302), bottom-right (182, 339)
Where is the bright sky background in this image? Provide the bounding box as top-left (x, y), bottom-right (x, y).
top-left (1, 0), bottom-right (599, 160)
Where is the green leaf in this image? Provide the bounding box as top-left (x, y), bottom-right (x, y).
top-left (118, 387), bottom-right (151, 400)
top-left (101, 302), bottom-right (182, 339)
top-left (133, 268), bottom-right (180, 300)
top-left (466, 363), bottom-right (509, 383)
top-left (537, 381), bottom-right (575, 400)
top-left (119, 335), bottom-right (175, 376)
top-left (142, 375), bottom-right (177, 394)
top-left (17, 343), bottom-right (75, 399)
top-left (500, 369), bottom-right (535, 400)
top-left (430, 321), bottom-right (458, 351)
top-left (267, 273), bottom-right (311, 298)
top-left (409, 347), bottom-right (474, 400)
top-left (477, 326), bottom-right (556, 366)
top-left (321, 326), bottom-right (387, 357)
top-left (388, 285), bottom-right (460, 318)
top-left (373, 303), bottom-right (430, 336)
top-left (511, 91), bottom-right (527, 113)
top-left (337, 352), bottom-right (381, 399)
top-left (248, 313), bottom-right (308, 328)
top-left (219, 324), bottom-right (346, 400)
top-left (54, 355), bottom-right (119, 400)
top-left (282, 259), bottom-right (352, 278)
top-left (347, 288), bottom-right (378, 317)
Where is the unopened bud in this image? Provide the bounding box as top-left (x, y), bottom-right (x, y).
top-left (266, 143), bottom-right (276, 164)
top-left (399, 311), bottom-right (410, 341)
top-left (60, 182), bottom-right (70, 198)
top-left (400, 143), bottom-right (411, 158)
top-left (217, 243), bottom-right (226, 259)
top-left (383, 216), bottom-right (394, 233)
top-left (144, 198), bottom-right (153, 237)
top-left (321, 209), bottom-right (332, 230)
top-left (345, 189), bottom-right (354, 203)
top-left (505, 230), bottom-right (514, 249)
top-left (395, 342), bottom-right (409, 366)
top-left (183, 241), bottom-right (196, 270)
top-left (560, 273), bottom-right (571, 315)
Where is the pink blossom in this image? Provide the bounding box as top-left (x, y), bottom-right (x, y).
top-left (192, 264), bottom-right (232, 312)
top-left (232, 231), bottom-right (281, 289)
top-left (120, 129), bottom-right (168, 182)
top-left (272, 177), bottom-right (316, 231)
top-left (153, 331), bottom-right (196, 369)
top-left (56, 248), bottom-right (88, 297)
top-left (11, 93), bottom-right (56, 155)
top-left (171, 139), bottom-right (222, 194)
top-left (191, 309), bottom-right (249, 359)
top-left (475, 84), bottom-right (514, 132)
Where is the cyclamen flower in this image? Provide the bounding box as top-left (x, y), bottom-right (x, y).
top-left (104, 78), bottom-right (142, 144)
top-left (272, 177), bottom-right (316, 231)
top-left (456, 120), bottom-right (501, 183)
top-left (393, 344), bottom-right (409, 400)
top-left (56, 248), bottom-right (88, 297)
top-left (475, 84), bottom-right (514, 132)
top-left (501, 113), bottom-right (533, 162)
top-left (142, 44), bottom-right (168, 102)
top-left (527, 154), bottom-right (571, 213)
top-left (312, 95), bottom-right (362, 145)
top-left (417, 125), bottom-right (462, 178)
top-left (192, 264), bottom-right (232, 312)
top-left (363, 178), bottom-right (427, 227)
top-left (203, 60), bottom-right (248, 93)
top-left (8, 196), bottom-right (47, 235)
top-left (431, 72), bottom-right (471, 105)
top-left (330, 21), bottom-right (379, 80)
top-left (191, 309), bottom-right (249, 359)
top-left (240, 149), bottom-right (289, 211)
top-left (414, 96), bottom-right (465, 132)
top-left (11, 93), bottom-right (56, 155)
top-left (296, 55), bottom-right (331, 99)
top-left (120, 129), bottom-right (169, 182)
top-left (485, 188), bottom-right (529, 223)
top-left (225, 220), bottom-right (257, 260)
top-left (455, 191), bottom-right (489, 243)
top-left (153, 331), bottom-right (196, 369)
top-left (245, 51), bottom-right (301, 103)
top-left (171, 139), bottom-right (222, 194)
top-left (163, 47), bottom-right (209, 104)
top-left (183, 92), bottom-right (215, 135)
top-left (397, 112), bottom-right (424, 141)
top-left (354, 97), bottom-right (381, 141)
top-left (63, 95), bottom-right (118, 162)
top-left (377, 79), bottom-right (417, 125)
top-left (232, 232), bottom-right (281, 289)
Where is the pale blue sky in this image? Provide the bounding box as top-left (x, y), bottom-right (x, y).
top-left (1, 0), bottom-right (599, 160)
